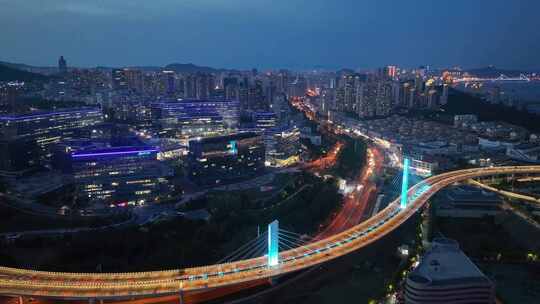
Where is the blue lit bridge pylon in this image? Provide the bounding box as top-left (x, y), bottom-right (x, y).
top-left (268, 220), bottom-right (279, 267)
top-left (400, 158), bottom-right (410, 209)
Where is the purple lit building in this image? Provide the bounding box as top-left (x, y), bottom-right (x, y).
top-left (0, 107), bottom-right (103, 175)
top-left (54, 144), bottom-right (170, 206)
top-left (151, 99), bottom-right (240, 138)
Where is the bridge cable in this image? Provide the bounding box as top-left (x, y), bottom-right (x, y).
top-left (217, 231), bottom-right (267, 263)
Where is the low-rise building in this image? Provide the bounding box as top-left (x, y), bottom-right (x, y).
top-left (506, 143), bottom-right (540, 163)
top-left (54, 142), bottom-right (170, 207)
top-left (405, 238), bottom-right (495, 304)
top-left (266, 126), bottom-right (301, 167)
top-left (435, 186), bottom-right (502, 218)
top-left (187, 132), bottom-right (265, 185)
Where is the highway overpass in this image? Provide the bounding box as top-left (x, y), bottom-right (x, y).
top-left (1, 165), bottom-right (539, 301)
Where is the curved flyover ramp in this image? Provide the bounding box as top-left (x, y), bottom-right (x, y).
top-left (1, 165), bottom-right (539, 300)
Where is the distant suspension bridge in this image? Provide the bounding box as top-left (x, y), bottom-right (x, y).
top-left (453, 74), bottom-right (531, 83)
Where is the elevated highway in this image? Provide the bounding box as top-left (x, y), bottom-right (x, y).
top-left (468, 179), bottom-right (540, 204)
top-left (1, 166), bottom-right (540, 300)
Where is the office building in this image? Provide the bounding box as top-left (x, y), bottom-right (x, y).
top-left (151, 99), bottom-right (239, 138)
top-left (0, 108), bottom-right (104, 170)
top-left (435, 186), bottom-right (502, 218)
top-left (266, 127), bottom-right (301, 167)
top-left (187, 132), bottom-right (265, 185)
top-left (112, 69), bottom-right (128, 91)
top-left (253, 112), bottom-right (277, 130)
top-left (405, 238), bottom-right (495, 304)
top-left (54, 143), bottom-right (168, 206)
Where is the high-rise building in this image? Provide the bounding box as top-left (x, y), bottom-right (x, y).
top-left (183, 74), bottom-right (197, 98)
top-left (440, 84), bottom-right (449, 105)
top-left (195, 73), bottom-right (214, 99)
top-left (385, 65), bottom-right (397, 79)
top-left (426, 89), bottom-right (439, 109)
top-left (356, 80), bottom-right (393, 118)
top-left (124, 69), bottom-right (143, 93)
top-left (400, 81), bottom-right (416, 109)
top-left (248, 80), bottom-right (267, 110)
top-left (224, 76), bottom-right (240, 100)
top-left (277, 70), bottom-right (290, 93)
top-left (58, 56), bottom-right (67, 74)
top-left (336, 74), bottom-right (367, 114)
top-left (161, 70), bottom-right (176, 96)
top-left (405, 238), bottom-right (495, 304)
top-left (112, 69), bottom-right (128, 91)
top-left (320, 88), bottom-right (336, 116)
top-left (0, 82), bottom-right (22, 108)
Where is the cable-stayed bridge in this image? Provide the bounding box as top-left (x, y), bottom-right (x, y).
top-left (1, 164), bottom-right (540, 302)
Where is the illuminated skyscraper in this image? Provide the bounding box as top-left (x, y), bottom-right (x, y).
top-left (385, 65), bottom-right (397, 79)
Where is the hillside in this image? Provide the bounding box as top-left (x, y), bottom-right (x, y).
top-left (164, 63), bottom-right (232, 74)
top-left (441, 88), bottom-right (540, 133)
top-left (0, 64), bottom-right (49, 82)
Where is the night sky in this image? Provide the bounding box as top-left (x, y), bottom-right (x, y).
top-left (1, 0), bottom-right (540, 69)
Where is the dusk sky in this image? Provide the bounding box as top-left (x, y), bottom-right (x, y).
top-left (1, 0), bottom-right (540, 69)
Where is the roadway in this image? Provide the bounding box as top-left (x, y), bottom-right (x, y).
top-left (1, 165), bottom-right (539, 300)
top-left (467, 179), bottom-right (540, 229)
top-left (467, 179), bottom-right (540, 205)
top-left (317, 146), bottom-right (383, 238)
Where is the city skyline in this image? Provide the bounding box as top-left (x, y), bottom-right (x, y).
top-left (1, 0), bottom-right (540, 69)
top-left (1, 2), bottom-right (540, 303)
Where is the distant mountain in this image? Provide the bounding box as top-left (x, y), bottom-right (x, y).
top-left (0, 61), bottom-right (58, 76)
top-left (95, 63), bottom-right (233, 73)
top-left (0, 64), bottom-right (49, 82)
top-left (1, 58), bottom-right (245, 75)
top-left (164, 63), bottom-right (232, 74)
top-left (0, 61), bottom-right (31, 70)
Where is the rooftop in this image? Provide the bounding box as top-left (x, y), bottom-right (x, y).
top-left (409, 238), bottom-right (491, 286)
top-left (446, 185), bottom-right (501, 203)
top-left (189, 132), bottom-right (261, 145)
top-left (0, 107), bottom-right (101, 121)
top-left (71, 146), bottom-right (159, 158)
